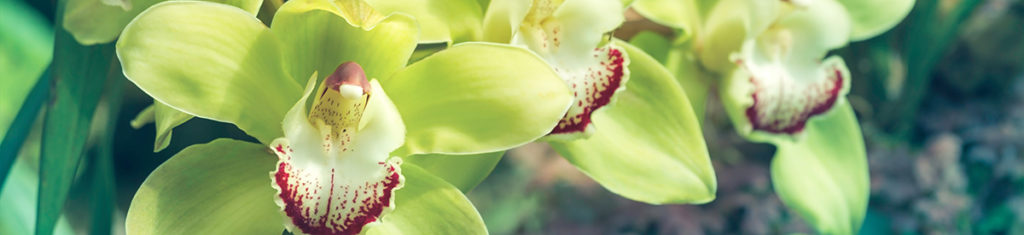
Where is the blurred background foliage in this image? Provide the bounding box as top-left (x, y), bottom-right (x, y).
top-left (2, 0), bottom-right (1024, 234)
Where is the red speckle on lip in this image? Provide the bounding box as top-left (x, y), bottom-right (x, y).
top-left (272, 145), bottom-right (402, 235)
top-left (745, 66), bottom-right (844, 134)
top-left (550, 47), bottom-right (626, 135)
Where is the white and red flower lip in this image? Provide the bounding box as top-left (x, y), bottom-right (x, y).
top-left (740, 59), bottom-right (847, 134)
top-left (270, 62), bottom-right (407, 235)
top-left (510, 0), bottom-right (629, 140)
top-left (549, 45), bottom-right (628, 137)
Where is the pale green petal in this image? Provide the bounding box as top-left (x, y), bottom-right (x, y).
top-left (698, 0), bottom-right (779, 72)
top-left (384, 42), bottom-right (572, 155)
top-left (629, 33), bottom-right (711, 122)
top-left (126, 139), bottom-right (283, 234)
top-left (151, 102), bottom-right (193, 152)
top-left (271, 0), bottom-right (418, 84)
top-left (365, 164), bottom-right (487, 235)
top-left (63, 0), bottom-right (263, 45)
top-left (117, 1), bottom-right (300, 144)
top-left (627, 31), bottom-right (670, 63)
top-left (404, 151), bottom-right (504, 192)
top-left (130, 102), bottom-right (194, 152)
top-left (481, 0), bottom-right (530, 43)
top-left (549, 40), bottom-right (714, 204)
top-left (771, 0), bottom-right (852, 68)
top-left (365, 0), bottom-right (484, 43)
top-left (836, 0), bottom-right (915, 41)
top-left (771, 103), bottom-right (868, 234)
top-left (631, 0), bottom-right (699, 33)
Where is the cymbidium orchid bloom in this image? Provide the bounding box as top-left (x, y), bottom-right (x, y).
top-left (468, 0), bottom-right (717, 204)
top-left (117, 0), bottom-right (573, 234)
top-left (719, 0), bottom-right (853, 139)
top-left (631, 0), bottom-right (912, 233)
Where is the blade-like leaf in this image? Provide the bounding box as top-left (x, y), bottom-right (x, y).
top-left (0, 0), bottom-right (53, 187)
top-left (549, 40), bottom-right (715, 204)
top-left (126, 139), bottom-right (283, 234)
top-left (37, 2), bottom-right (118, 233)
top-left (384, 42), bottom-right (572, 155)
top-left (771, 103), bottom-right (868, 234)
top-left (365, 164), bottom-right (487, 235)
top-left (404, 151), bottom-right (503, 193)
top-left (117, 1), bottom-right (301, 144)
top-left (87, 68), bottom-right (124, 235)
top-left (1, 120), bottom-right (73, 235)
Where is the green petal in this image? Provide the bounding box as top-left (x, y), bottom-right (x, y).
top-left (630, 0), bottom-right (699, 33)
top-left (151, 102), bottom-right (193, 152)
top-left (130, 102), bottom-right (194, 152)
top-left (384, 42), bottom-right (572, 155)
top-left (404, 151), bottom-right (504, 192)
top-left (366, 164), bottom-right (487, 235)
top-left (627, 31), bottom-right (670, 63)
top-left (549, 40), bottom-right (715, 204)
top-left (480, 0), bottom-right (530, 43)
top-left (698, 0), bottom-right (780, 72)
top-left (63, 0), bottom-right (263, 45)
top-left (365, 0), bottom-right (484, 44)
top-left (271, 0), bottom-right (418, 84)
top-left (836, 0), bottom-right (915, 41)
top-left (771, 103), bottom-right (868, 234)
top-left (0, 0), bottom-right (51, 142)
top-left (126, 139), bottom-right (283, 234)
top-left (117, 1), bottom-right (300, 144)
top-left (630, 32), bottom-right (711, 123)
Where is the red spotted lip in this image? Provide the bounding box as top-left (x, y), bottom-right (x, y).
top-left (744, 65), bottom-right (845, 134)
top-left (550, 46), bottom-right (627, 135)
top-left (271, 143), bottom-right (402, 235)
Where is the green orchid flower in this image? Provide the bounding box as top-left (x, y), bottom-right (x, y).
top-left (116, 0), bottom-right (574, 234)
top-left (630, 0), bottom-right (913, 233)
top-left (478, 0), bottom-right (718, 204)
top-left (354, 0), bottom-right (716, 204)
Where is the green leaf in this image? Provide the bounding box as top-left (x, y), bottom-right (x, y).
top-left (384, 42), bottom-right (572, 155)
top-left (63, 0), bottom-right (264, 45)
top-left (0, 0), bottom-right (52, 142)
top-left (771, 103), bottom-right (868, 234)
top-left (835, 0), bottom-right (915, 41)
top-left (1, 116), bottom-right (74, 235)
top-left (365, 164), bottom-right (487, 235)
top-left (404, 151), bottom-right (503, 193)
top-left (365, 0), bottom-right (484, 44)
top-left (549, 40), bottom-right (715, 204)
top-left (117, 1), bottom-right (302, 144)
top-left (87, 68), bottom-right (124, 235)
top-left (270, 0), bottom-right (418, 84)
top-left (126, 139), bottom-right (283, 234)
top-left (37, 2), bottom-right (119, 233)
